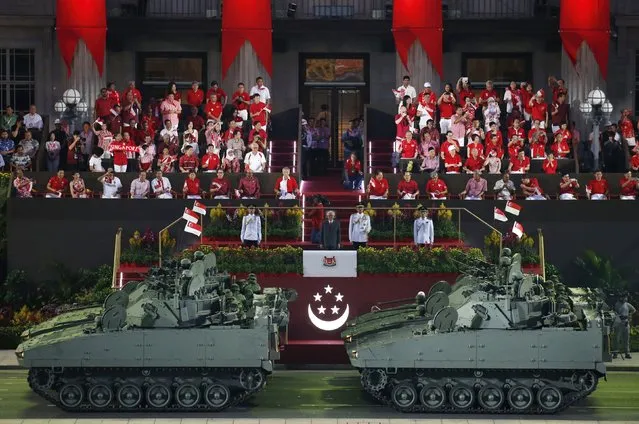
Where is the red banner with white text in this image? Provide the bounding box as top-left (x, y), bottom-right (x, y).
top-left (56, 0), bottom-right (107, 77)
top-left (221, 0), bottom-right (273, 80)
top-left (559, 0), bottom-right (610, 79)
top-left (392, 0), bottom-right (443, 78)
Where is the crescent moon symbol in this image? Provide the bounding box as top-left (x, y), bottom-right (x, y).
top-left (307, 304), bottom-right (350, 332)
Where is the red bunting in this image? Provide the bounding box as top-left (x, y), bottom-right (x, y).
top-left (221, 0), bottom-right (273, 80)
top-left (56, 0), bottom-right (107, 77)
top-left (392, 0), bottom-right (443, 78)
top-left (559, 0), bottom-right (610, 79)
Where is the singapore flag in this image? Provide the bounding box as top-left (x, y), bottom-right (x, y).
top-left (307, 284), bottom-right (350, 332)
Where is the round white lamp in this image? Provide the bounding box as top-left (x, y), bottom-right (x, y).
top-left (76, 102), bottom-right (88, 114)
top-left (54, 101), bottom-right (66, 113)
top-left (579, 102), bottom-right (593, 114)
top-left (62, 89), bottom-right (81, 105)
top-left (602, 100), bottom-right (613, 114)
top-left (587, 88), bottom-right (606, 106)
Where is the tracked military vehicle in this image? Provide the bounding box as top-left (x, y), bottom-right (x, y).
top-left (342, 249), bottom-right (611, 414)
top-left (16, 252), bottom-right (296, 412)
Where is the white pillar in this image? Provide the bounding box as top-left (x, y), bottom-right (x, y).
top-left (395, 41), bottom-right (442, 94)
top-left (222, 41), bottom-right (270, 100)
top-left (67, 41), bottom-right (106, 119)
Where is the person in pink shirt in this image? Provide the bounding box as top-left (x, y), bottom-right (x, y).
top-left (450, 106), bottom-right (467, 147)
top-left (160, 93), bottom-right (182, 130)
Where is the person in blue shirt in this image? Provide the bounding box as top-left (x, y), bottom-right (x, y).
top-left (0, 129), bottom-right (15, 169)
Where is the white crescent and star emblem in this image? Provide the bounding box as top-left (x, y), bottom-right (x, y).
top-left (308, 285), bottom-right (349, 332)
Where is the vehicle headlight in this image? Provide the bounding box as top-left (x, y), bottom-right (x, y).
top-left (350, 350), bottom-right (358, 359)
top-left (344, 335), bottom-right (352, 343)
top-left (15, 349), bottom-right (24, 359)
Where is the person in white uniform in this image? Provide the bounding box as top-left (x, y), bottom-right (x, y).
top-left (348, 203), bottom-right (371, 250)
top-left (240, 204), bottom-right (262, 247)
top-left (413, 207), bottom-right (434, 247)
top-left (98, 168), bottom-right (122, 198)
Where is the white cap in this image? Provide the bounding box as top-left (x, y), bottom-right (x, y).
top-left (424, 82), bottom-right (431, 88)
top-left (448, 144), bottom-right (456, 152)
top-left (54, 119), bottom-right (61, 124)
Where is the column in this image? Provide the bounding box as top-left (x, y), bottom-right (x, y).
top-left (67, 41), bottom-right (106, 119)
top-left (222, 41), bottom-right (270, 97)
top-left (395, 42), bottom-right (442, 93)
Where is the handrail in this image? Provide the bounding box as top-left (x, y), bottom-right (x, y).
top-left (363, 103), bottom-right (370, 181)
top-left (296, 104), bottom-right (303, 179)
top-left (112, 227), bottom-right (122, 288)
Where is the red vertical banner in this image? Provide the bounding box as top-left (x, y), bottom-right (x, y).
top-left (392, 0), bottom-right (443, 78)
top-left (559, 0), bottom-right (610, 79)
top-left (56, 0), bottom-right (107, 77)
top-left (221, 0), bottom-right (273, 80)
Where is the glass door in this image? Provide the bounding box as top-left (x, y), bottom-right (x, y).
top-left (336, 89), bottom-right (362, 164)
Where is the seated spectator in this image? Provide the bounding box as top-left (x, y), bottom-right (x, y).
top-left (395, 104), bottom-right (414, 144)
top-left (204, 93), bottom-right (223, 123)
top-left (484, 150), bottom-right (502, 174)
top-left (494, 172), bottom-right (515, 200)
top-left (223, 120), bottom-right (240, 142)
top-left (10, 145), bottom-right (31, 171)
top-left (46, 170), bottom-right (68, 198)
top-left (418, 131), bottom-right (438, 158)
top-left (123, 81), bottom-right (142, 104)
top-left (274, 167), bottom-right (299, 199)
top-left (138, 136), bottom-right (156, 172)
top-left (159, 120), bottom-right (179, 155)
top-left (207, 80), bottom-right (228, 106)
top-left (425, 172), bottom-right (448, 199)
top-left (232, 82), bottom-right (251, 122)
top-left (559, 174), bottom-right (579, 200)
top-left (158, 147), bottom-right (177, 173)
top-left (205, 121), bottom-right (223, 154)
top-left (121, 91), bottom-right (141, 125)
top-left (211, 169), bottom-right (231, 199)
top-left (23, 105), bottom-right (43, 140)
top-left (179, 146), bottom-right (199, 173)
top-left (98, 168), bottom-right (122, 199)
top-left (509, 150), bottom-right (530, 174)
top-left (440, 131), bottom-right (460, 160)
top-left (444, 146), bottom-right (462, 173)
top-left (398, 171), bottom-right (420, 199)
top-left (367, 170), bottom-right (389, 199)
top-left (520, 175), bottom-right (546, 200)
top-left (542, 153), bottom-right (558, 174)
top-left (18, 130), bottom-right (39, 160)
top-left (250, 93), bottom-right (270, 128)
top-left (528, 120), bottom-right (547, 148)
top-left (466, 134), bottom-right (484, 158)
top-left (186, 81), bottom-right (204, 109)
top-left (530, 137), bottom-right (546, 159)
top-left (551, 131), bottom-right (570, 158)
top-left (422, 119), bottom-right (440, 146)
top-left (236, 169), bottom-right (261, 199)
top-left (249, 121), bottom-right (268, 150)
top-left (89, 147), bottom-right (105, 172)
top-left (398, 130), bottom-right (418, 172)
top-left (70, 172), bottom-right (89, 198)
top-left (130, 171), bottom-right (150, 199)
top-left (483, 100), bottom-right (500, 132)
top-left (201, 145), bottom-right (220, 172)
top-left (507, 118), bottom-right (525, 159)
top-left (245, 143), bottom-right (267, 173)
top-left (344, 152), bottom-right (363, 190)
top-left (460, 170), bottom-right (487, 200)
top-left (185, 106), bottom-right (205, 132)
top-left (419, 147), bottom-right (439, 173)
top-left (586, 171), bottom-right (609, 200)
top-left (182, 121), bottom-right (200, 156)
top-left (619, 171), bottom-right (638, 200)
top-left (463, 148), bottom-right (484, 173)
top-left (467, 118), bottom-right (484, 142)
top-left (224, 130), bottom-right (245, 173)
top-left (484, 133), bottom-right (503, 160)
top-left (13, 169), bottom-right (33, 198)
top-left (151, 170), bottom-right (173, 199)
top-left (183, 171), bottom-right (202, 199)
top-left (486, 121), bottom-right (502, 147)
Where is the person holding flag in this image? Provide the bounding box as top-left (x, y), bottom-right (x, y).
top-left (240, 205), bottom-right (262, 247)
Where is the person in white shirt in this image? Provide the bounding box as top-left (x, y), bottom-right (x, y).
top-left (240, 205), bottom-right (262, 247)
top-left (130, 171), bottom-right (150, 199)
top-left (394, 75), bottom-right (417, 102)
top-left (89, 148), bottom-right (104, 172)
top-left (250, 76), bottom-right (271, 104)
top-left (413, 207), bottom-right (434, 247)
top-left (348, 203), bottom-right (371, 249)
top-left (23, 105), bottom-right (43, 135)
top-left (244, 143), bottom-right (267, 173)
top-left (98, 168), bottom-right (122, 198)
top-left (151, 170), bottom-right (173, 199)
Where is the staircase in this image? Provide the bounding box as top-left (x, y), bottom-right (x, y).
top-left (269, 139), bottom-right (297, 173)
top-left (368, 139), bottom-right (395, 174)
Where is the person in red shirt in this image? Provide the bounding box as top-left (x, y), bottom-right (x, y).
top-left (183, 171), bottom-right (202, 199)
top-left (399, 131), bottom-right (418, 171)
top-left (466, 134), bottom-right (484, 158)
top-left (141, 105), bottom-right (160, 134)
top-left (274, 167), bottom-right (299, 199)
top-left (397, 171), bottom-right (420, 199)
top-left (463, 147), bottom-right (484, 173)
top-left (122, 81), bottom-right (142, 104)
top-left (179, 146), bottom-right (199, 173)
top-left (232, 82), bottom-right (251, 122)
top-left (586, 171), bottom-right (609, 200)
top-left (367, 170), bottom-right (389, 199)
top-left (201, 145), bottom-right (220, 172)
top-left (631, 152), bottom-right (639, 171)
top-left (520, 175), bottom-right (546, 200)
top-left (204, 93), bottom-right (223, 122)
top-left (210, 169), bottom-right (231, 198)
top-left (46, 170), bottom-right (68, 198)
top-left (109, 134), bottom-right (131, 173)
top-left (509, 150), bottom-right (530, 174)
top-left (542, 152), bottom-right (558, 174)
top-left (395, 105), bottom-right (414, 142)
top-left (479, 80), bottom-right (500, 106)
top-left (437, 84), bottom-right (456, 134)
top-left (206, 81), bottom-right (227, 106)
top-left (440, 131), bottom-right (460, 161)
top-left (426, 172), bottom-right (448, 199)
top-left (619, 108), bottom-right (636, 149)
top-left (559, 173), bottom-right (580, 200)
top-left (551, 132), bottom-right (570, 158)
top-left (549, 76), bottom-right (568, 103)
top-left (185, 106), bottom-right (205, 131)
top-left (186, 81), bottom-right (204, 108)
top-left (530, 137), bottom-right (547, 159)
top-left (107, 104), bottom-right (123, 135)
top-left (529, 90), bottom-right (548, 128)
top-left (307, 196), bottom-right (325, 244)
top-left (484, 134), bottom-right (504, 160)
top-left (456, 76), bottom-right (475, 107)
top-left (507, 118), bottom-right (525, 159)
top-left (248, 121), bottom-right (267, 148)
top-left (344, 152), bottom-right (363, 190)
top-left (444, 147), bottom-right (462, 173)
top-left (619, 171), bottom-right (639, 199)
top-left (94, 88), bottom-right (114, 120)
top-left (249, 94), bottom-right (270, 128)
top-left (520, 82), bottom-right (533, 122)
top-left (106, 82), bottom-right (120, 106)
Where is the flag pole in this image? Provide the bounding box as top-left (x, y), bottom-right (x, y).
top-left (537, 228), bottom-right (545, 281)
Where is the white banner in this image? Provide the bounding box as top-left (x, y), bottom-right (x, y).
top-left (303, 250), bottom-right (357, 278)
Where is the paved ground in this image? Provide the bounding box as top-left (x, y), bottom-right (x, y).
top-left (0, 370), bottom-right (638, 422)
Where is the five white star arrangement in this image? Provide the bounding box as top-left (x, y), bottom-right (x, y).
top-left (313, 285), bottom-right (345, 315)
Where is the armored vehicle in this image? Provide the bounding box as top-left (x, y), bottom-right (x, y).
top-left (16, 252), bottom-right (296, 412)
top-left (342, 249), bottom-right (610, 414)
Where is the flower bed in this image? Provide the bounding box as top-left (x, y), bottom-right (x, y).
top-left (204, 203), bottom-right (303, 240)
